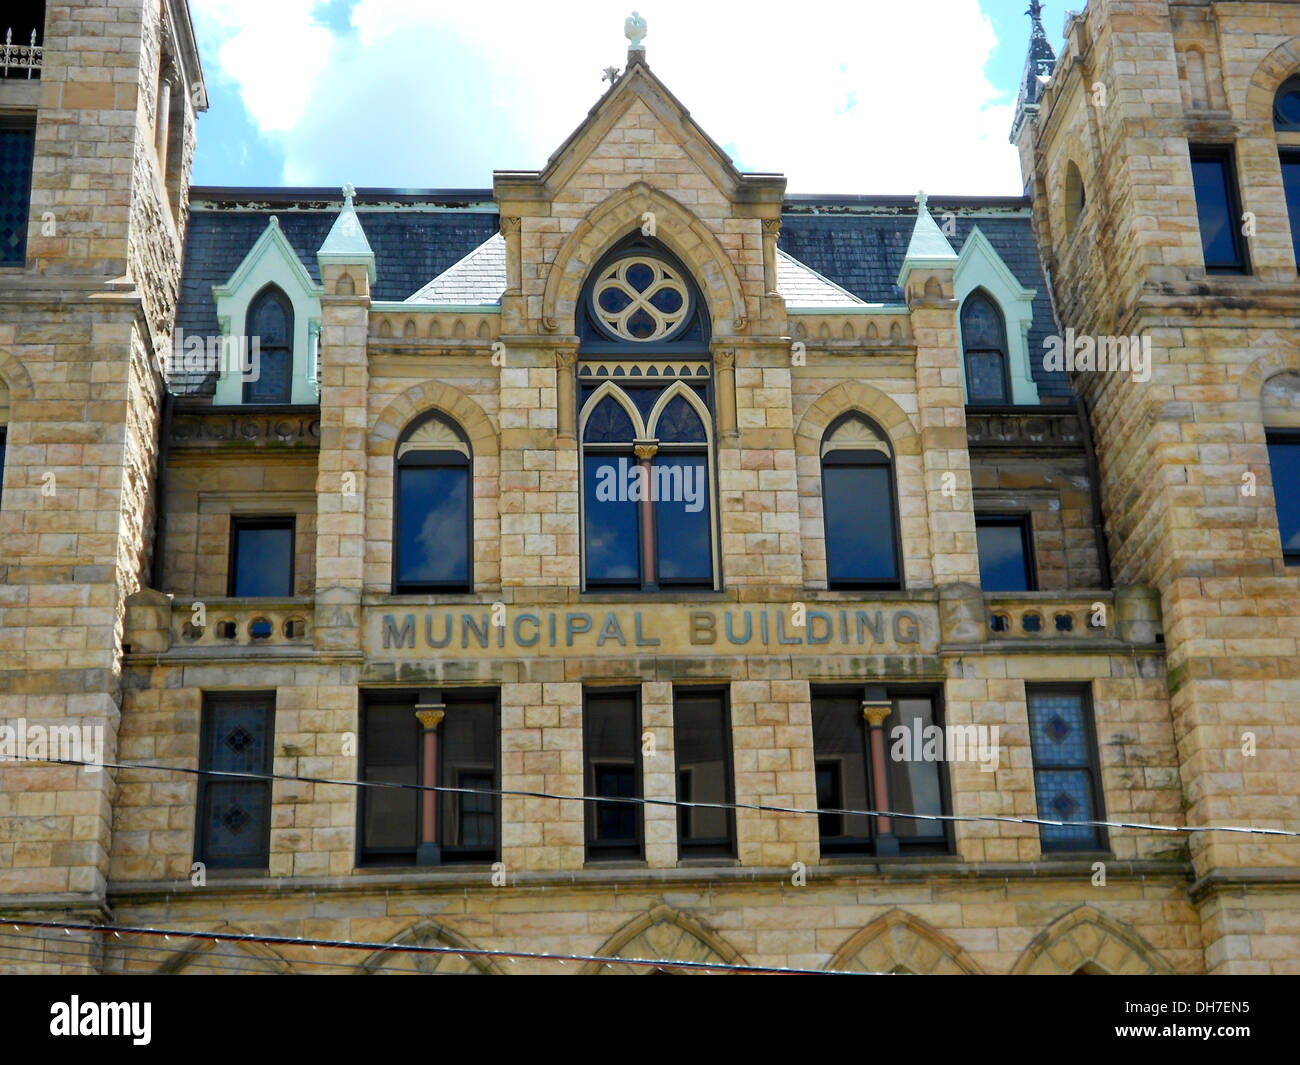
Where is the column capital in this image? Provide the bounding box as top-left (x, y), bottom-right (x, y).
top-left (861, 700), bottom-right (892, 728)
top-left (415, 705), bottom-right (445, 731)
top-left (633, 442), bottom-right (658, 461)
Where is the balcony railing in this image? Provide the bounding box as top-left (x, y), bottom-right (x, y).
top-left (2, 28), bottom-right (43, 79)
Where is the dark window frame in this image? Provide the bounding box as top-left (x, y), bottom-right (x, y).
top-left (1025, 683), bottom-right (1109, 855)
top-left (975, 512), bottom-right (1038, 592)
top-left (820, 412), bottom-right (904, 592)
top-left (242, 283), bottom-right (295, 405)
top-left (1266, 428), bottom-right (1300, 566)
top-left (583, 686), bottom-right (644, 862)
top-left (0, 114), bottom-right (37, 266)
top-left (194, 691), bottom-right (275, 870)
top-left (227, 515), bottom-right (296, 598)
top-left (672, 685), bottom-right (736, 860)
top-left (960, 289), bottom-right (1013, 406)
top-left (810, 683), bottom-right (953, 859)
top-left (0, 425), bottom-right (6, 509)
top-left (391, 412), bottom-right (474, 594)
top-left (356, 688), bottom-right (502, 868)
top-left (1189, 144), bottom-right (1251, 275)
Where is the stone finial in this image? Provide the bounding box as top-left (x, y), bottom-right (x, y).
top-left (602, 65), bottom-right (621, 84)
top-left (342, 182), bottom-right (356, 205)
top-left (916, 189), bottom-right (928, 212)
top-left (625, 11), bottom-right (647, 50)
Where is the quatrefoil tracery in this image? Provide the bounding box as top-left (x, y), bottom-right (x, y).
top-left (592, 257), bottom-right (689, 342)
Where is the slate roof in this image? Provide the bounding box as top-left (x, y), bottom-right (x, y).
top-left (174, 190), bottom-right (1065, 399)
top-left (778, 208), bottom-right (1068, 398)
top-left (406, 232), bottom-right (507, 305)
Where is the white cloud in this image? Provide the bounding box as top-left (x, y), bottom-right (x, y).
top-left (191, 0), bottom-right (1024, 194)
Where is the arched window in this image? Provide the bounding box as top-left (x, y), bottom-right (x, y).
top-left (820, 413), bottom-right (901, 590)
top-left (960, 290), bottom-right (1011, 405)
top-left (576, 234), bottom-right (717, 591)
top-left (1275, 76), bottom-right (1300, 270)
top-left (580, 382), bottom-right (715, 589)
top-left (243, 284), bottom-right (294, 404)
top-left (393, 412), bottom-right (472, 593)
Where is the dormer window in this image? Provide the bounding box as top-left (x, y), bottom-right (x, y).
top-left (243, 285), bottom-right (294, 404)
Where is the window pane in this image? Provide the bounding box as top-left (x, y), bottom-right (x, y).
top-left (1027, 689), bottom-right (1102, 851)
top-left (887, 698), bottom-right (944, 839)
top-left (586, 693), bottom-right (640, 849)
top-left (0, 429), bottom-right (6, 507)
top-left (966, 350), bottom-right (1008, 403)
top-left (440, 699), bottom-right (497, 854)
top-left (584, 455), bottom-right (640, 583)
top-left (244, 346), bottom-right (291, 404)
top-left (199, 697), bottom-right (272, 867)
top-left (249, 293), bottom-right (290, 345)
top-left (824, 464), bottom-right (898, 585)
top-left (654, 455), bottom-right (712, 584)
top-left (362, 704), bottom-right (418, 854)
top-left (0, 123), bottom-right (35, 266)
top-left (811, 695), bottom-right (872, 844)
top-left (961, 296), bottom-right (1004, 349)
top-left (582, 396), bottom-right (635, 443)
top-left (397, 465), bottom-right (469, 587)
top-left (1268, 438), bottom-right (1300, 558)
top-left (976, 520), bottom-right (1032, 592)
top-left (232, 522), bottom-right (294, 597)
top-left (1191, 155), bottom-right (1241, 269)
top-left (675, 692), bottom-right (731, 848)
top-left (1282, 157), bottom-right (1300, 268)
top-left (655, 394), bottom-right (706, 442)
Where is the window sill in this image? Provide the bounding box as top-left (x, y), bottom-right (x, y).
top-left (676, 857), bottom-right (739, 868)
top-left (583, 858), bottom-right (647, 869)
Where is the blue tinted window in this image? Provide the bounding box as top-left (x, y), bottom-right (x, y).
top-left (1282, 154), bottom-right (1300, 271)
top-left (654, 455), bottom-right (712, 585)
top-left (230, 519), bottom-right (294, 597)
top-left (1190, 150), bottom-right (1246, 272)
top-left (243, 287), bottom-right (294, 403)
top-left (584, 455), bottom-right (640, 583)
top-left (396, 465), bottom-right (469, 588)
top-left (1026, 689), bottom-right (1103, 851)
top-left (823, 463), bottom-right (899, 587)
top-left (1268, 434), bottom-right (1300, 563)
top-left (976, 517), bottom-right (1034, 592)
top-left (0, 122), bottom-right (35, 266)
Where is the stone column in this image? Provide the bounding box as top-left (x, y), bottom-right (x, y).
top-left (415, 695), bottom-right (445, 865)
top-left (155, 63), bottom-right (178, 174)
top-left (714, 348), bottom-right (737, 440)
top-left (862, 693), bottom-right (898, 856)
top-left (762, 219), bottom-right (781, 296)
top-left (634, 442), bottom-right (657, 585)
top-left (556, 348), bottom-right (576, 441)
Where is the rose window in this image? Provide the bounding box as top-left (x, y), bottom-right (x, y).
top-left (591, 257), bottom-right (689, 342)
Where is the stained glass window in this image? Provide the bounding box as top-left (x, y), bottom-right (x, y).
top-left (1274, 76), bottom-right (1300, 131)
top-left (1027, 688), bottom-right (1105, 851)
top-left (196, 695), bottom-right (273, 868)
top-left (0, 119), bottom-right (35, 266)
top-left (243, 285), bottom-right (294, 403)
top-left (961, 292), bottom-right (1010, 404)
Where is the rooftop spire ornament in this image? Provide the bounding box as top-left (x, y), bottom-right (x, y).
top-left (625, 11), bottom-right (646, 52)
top-left (602, 65), bottom-right (620, 85)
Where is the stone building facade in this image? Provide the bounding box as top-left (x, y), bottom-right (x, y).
top-left (0, 0), bottom-right (1296, 974)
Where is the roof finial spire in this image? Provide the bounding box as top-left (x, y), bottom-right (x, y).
top-left (916, 189), bottom-right (929, 212)
top-left (625, 11), bottom-right (646, 53)
top-left (342, 182), bottom-right (356, 206)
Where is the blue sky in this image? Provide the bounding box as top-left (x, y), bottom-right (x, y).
top-left (190, 1), bottom-right (1065, 195)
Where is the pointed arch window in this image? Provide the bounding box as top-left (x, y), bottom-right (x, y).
top-left (820, 413), bottom-right (901, 590)
top-left (393, 412), bottom-right (472, 593)
top-left (960, 290), bottom-right (1011, 405)
top-left (580, 382), bottom-right (715, 590)
top-left (243, 284), bottom-right (294, 404)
